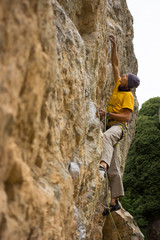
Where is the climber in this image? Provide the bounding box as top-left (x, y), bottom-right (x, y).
top-left (99, 34), bottom-right (140, 216)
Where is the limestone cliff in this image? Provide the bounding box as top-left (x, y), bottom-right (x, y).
top-left (0, 0), bottom-right (143, 240)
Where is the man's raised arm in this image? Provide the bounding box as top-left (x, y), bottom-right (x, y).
top-left (109, 34), bottom-right (120, 82)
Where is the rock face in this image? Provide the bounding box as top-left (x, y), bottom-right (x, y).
top-left (0, 0), bottom-right (143, 239)
top-left (103, 208), bottom-right (144, 240)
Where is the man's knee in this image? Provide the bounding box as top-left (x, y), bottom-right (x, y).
top-left (108, 171), bottom-right (121, 180)
top-left (103, 130), bottom-right (112, 141)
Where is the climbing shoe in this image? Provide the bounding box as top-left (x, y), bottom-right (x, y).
top-left (102, 200), bottom-right (121, 216)
top-left (99, 165), bottom-right (107, 179)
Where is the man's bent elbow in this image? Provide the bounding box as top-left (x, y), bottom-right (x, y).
top-left (125, 115), bottom-right (131, 122)
top-left (122, 109), bottom-right (132, 122)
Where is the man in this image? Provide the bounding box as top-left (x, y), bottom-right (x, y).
top-left (99, 34), bottom-right (140, 216)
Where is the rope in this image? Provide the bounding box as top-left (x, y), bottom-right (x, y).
top-left (106, 175), bottom-right (122, 240)
top-left (100, 103), bottom-right (122, 240)
top-left (104, 110), bottom-right (107, 132)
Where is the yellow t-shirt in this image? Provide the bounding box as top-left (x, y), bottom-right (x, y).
top-left (108, 78), bottom-right (134, 125)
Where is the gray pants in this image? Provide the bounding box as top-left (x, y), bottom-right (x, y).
top-left (101, 125), bottom-right (124, 199)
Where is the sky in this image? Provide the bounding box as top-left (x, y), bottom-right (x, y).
top-left (126, 0), bottom-right (160, 108)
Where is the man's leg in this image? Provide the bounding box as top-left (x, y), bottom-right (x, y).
top-left (102, 144), bottom-right (124, 216)
top-left (100, 125), bottom-right (123, 215)
top-left (108, 144), bottom-right (124, 201)
top-left (100, 125), bottom-right (123, 170)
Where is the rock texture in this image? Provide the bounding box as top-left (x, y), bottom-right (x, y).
top-left (0, 0), bottom-right (143, 240)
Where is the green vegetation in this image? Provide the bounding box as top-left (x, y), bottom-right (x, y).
top-left (121, 97), bottom-right (160, 236)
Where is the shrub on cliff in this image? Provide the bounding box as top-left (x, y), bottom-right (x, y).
top-left (121, 97), bottom-right (160, 235)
